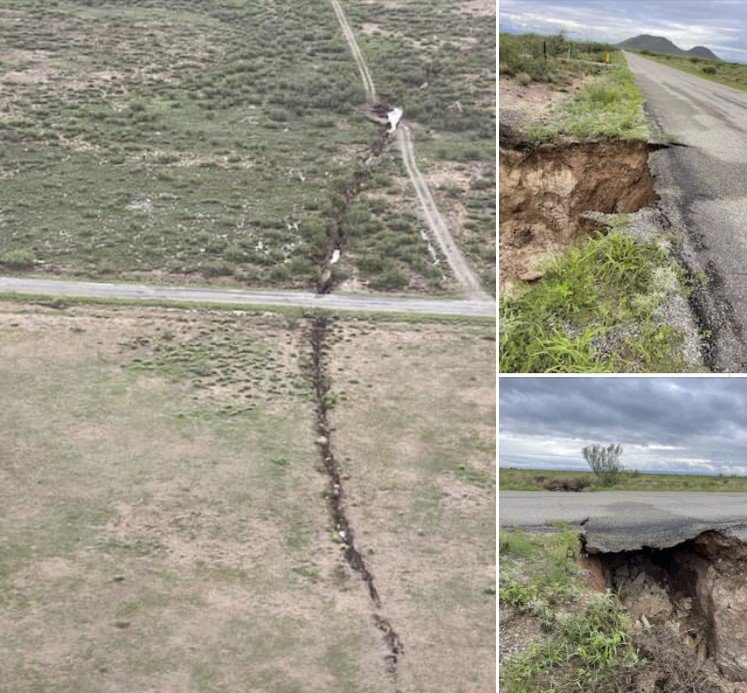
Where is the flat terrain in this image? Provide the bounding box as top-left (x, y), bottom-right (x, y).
top-left (0, 301), bottom-right (495, 691)
top-left (499, 467), bottom-right (747, 492)
top-left (624, 51), bottom-right (747, 371)
top-left (0, 0), bottom-right (495, 296)
top-left (500, 490), bottom-right (747, 551)
top-left (637, 52), bottom-right (747, 92)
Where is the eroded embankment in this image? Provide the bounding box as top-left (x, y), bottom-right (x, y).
top-left (585, 531), bottom-right (747, 682)
top-left (499, 141), bottom-right (663, 288)
top-left (309, 317), bottom-right (405, 678)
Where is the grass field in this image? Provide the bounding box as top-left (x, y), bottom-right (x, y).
top-left (0, 300), bottom-right (495, 691)
top-left (635, 51), bottom-right (747, 92)
top-left (0, 0), bottom-right (481, 295)
top-left (499, 467), bottom-right (747, 493)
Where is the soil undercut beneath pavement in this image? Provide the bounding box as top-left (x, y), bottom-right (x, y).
top-left (585, 531), bottom-right (747, 684)
top-left (499, 141), bottom-right (663, 290)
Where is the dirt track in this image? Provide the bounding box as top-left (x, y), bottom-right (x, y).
top-left (328, 0), bottom-right (489, 299)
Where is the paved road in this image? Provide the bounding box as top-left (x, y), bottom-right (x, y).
top-left (500, 490), bottom-right (747, 552)
top-left (624, 52), bottom-right (747, 371)
top-left (329, 0), bottom-right (489, 300)
top-left (0, 276), bottom-right (495, 318)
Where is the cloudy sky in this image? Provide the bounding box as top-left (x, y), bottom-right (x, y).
top-left (499, 0), bottom-right (747, 63)
top-left (499, 378), bottom-right (747, 476)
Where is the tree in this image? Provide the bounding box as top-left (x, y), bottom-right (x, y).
top-left (582, 443), bottom-right (623, 486)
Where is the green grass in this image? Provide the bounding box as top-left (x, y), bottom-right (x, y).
top-left (499, 230), bottom-right (690, 373)
top-left (499, 467), bottom-right (747, 492)
top-left (348, 0), bottom-right (496, 291)
top-left (528, 63), bottom-right (649, 142)
top-left (500, 530), bottom-right (639, 692)
top-left (0, 0), bottom-right (458, 294)
top-left (634, 52), bottom-right (747, 92)
top-left (499, 32), bottom-right (617, 84)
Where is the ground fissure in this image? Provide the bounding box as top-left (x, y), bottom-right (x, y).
top-left (308, 316), bottom-right (405, 680)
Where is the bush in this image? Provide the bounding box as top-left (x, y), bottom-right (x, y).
top-left (543, 476), bottom-right (592, 492)
top-left (1, 249), bottom-right (35, 269)
top-left (516, 72), bottom-right (531, 86)
top-left (583, 443), bottom-right (623, 485)
top-left (702, 65), bottom-right (717, 75)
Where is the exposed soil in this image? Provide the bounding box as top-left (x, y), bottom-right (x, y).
top-left (499, 75), bottom-right (584, 140)
top-left (499, 141), bottom-right (661, 290)
top-left (588, 531), bottom-right (747, 684)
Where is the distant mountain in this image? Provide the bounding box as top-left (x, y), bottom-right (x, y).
top-left (688, 45), bottom-right (721, 60)
top-left (617, 34), bottom-right (721, 61)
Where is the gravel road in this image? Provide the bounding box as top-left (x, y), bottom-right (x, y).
top-left (624, 51), bottom-right (747, 371)
top-left (500, 490), bottom-right (747, 552)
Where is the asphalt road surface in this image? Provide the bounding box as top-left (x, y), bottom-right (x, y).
top-left (624, 52), bottom-right (747, 371)
top-left (500, 490), bottom-right (747, 552)
top-left (0, 276), bottom-right (495, 318)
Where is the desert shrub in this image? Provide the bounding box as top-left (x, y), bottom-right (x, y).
top-left (543, 476), bottom-right (592, 492)
top-left (1, 249), bottom-right (35, 269)
top-left (583, 443), bottom-right (623, 485)
top-left (702, 65), bottom-right (717, 75)
top-left (516, 71), bottom-right (531, 86)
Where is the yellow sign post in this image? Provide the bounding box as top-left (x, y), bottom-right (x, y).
top-left (604, 51), bottom-right (611, 65)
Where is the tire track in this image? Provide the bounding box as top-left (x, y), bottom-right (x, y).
top-left (330, 0), bottom-right (377, 103)
top-left (328, 0), bottom-right (490, 300)
top-left (396, 126), bottom-right (489, 300)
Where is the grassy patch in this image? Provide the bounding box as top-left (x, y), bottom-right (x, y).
top-left (500, 530), bottom-right (640, 692)
top-left (0, 302), bottom-right (392, 690)
top-left (499, 231), bottom-right (689, 373)
top-left (500, 467), bottom-right (747, 492)
top-left (500, 32), bottom-right (616, 83)
top-left (636, 52), bottom-right (747, 92)
top-left (528, 64), bottom-right (648, 142)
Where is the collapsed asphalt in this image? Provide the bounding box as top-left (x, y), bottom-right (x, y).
top-left (500, 490), bottom-right (747, 552)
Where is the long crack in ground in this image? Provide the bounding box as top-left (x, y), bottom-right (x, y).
top-left (309, 315), bottom-right (405, 678)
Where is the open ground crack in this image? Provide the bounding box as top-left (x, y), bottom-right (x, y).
top-left (316, 124), bottom-right (391, 295)
top-left (309, 316), bottom-right (405, 677)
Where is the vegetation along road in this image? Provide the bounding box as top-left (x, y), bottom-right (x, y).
top-left (624, 51), bottom-right (747, 371)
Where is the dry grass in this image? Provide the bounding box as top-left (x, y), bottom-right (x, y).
top-left (0, 302), bottom-right (389, 692)
top-left (328, 319), bottom-right (496, 691)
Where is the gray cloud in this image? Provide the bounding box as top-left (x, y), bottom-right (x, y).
top-left (499, 378), bottom-right (747, 475)
top-left (500, 0), bottom-right (747, 63)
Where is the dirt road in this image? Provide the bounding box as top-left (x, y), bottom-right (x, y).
top-left (396, 127), bottom-right (489, 299)
top-left (0, 276), bottom-right (495, 318)
top-left (329, 0), bottom-right (376, 102)
top-left (624, 52), bottom-right (747, 371)
top-left (328, 0), bottom-right (490, 299)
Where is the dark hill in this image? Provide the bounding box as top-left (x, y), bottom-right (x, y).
top-left (617, 34), bottom-right (721, 61)
top-left (687, 45), bottom-right (720, 60)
